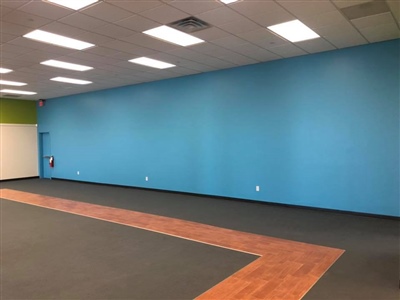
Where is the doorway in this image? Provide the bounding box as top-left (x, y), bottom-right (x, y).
top-left (39, 132), bottom-right (51, 179)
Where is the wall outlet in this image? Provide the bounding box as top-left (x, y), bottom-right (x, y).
top-left (77, 171), bottom-right (80, 175)
top-left (256, 185), bottom-right (260, 192)
top-left (145, 176), bottom-right (149, 181)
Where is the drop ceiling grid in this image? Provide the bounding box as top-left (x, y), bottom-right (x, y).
top-left (0, 0), bottom-right (399, 100)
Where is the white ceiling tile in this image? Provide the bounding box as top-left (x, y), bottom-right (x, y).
top-left (0, 0), bottom-right (30, 9)
top-left (108, 0), bottom-right (163, 14)
top-left (0, 50), bottom-right (21, 60)
top-left (116, 15), bottom-right (161, 32)
top-left (237, 28), bottom-right (288, 49)
top-left (269, 44), bottom-right (308, 58)
top-left (0, 21), bottom-right (32, 36)
top-left (301, 10), bottom-right (349, 29)
top-left (0, 5), bottom-right (12, 16)
top-left (351, 12), bottom-right (396, 29)
top-left (230, 0), bottom-right (282, 17)
top-left (191, 27), bottom-right (232, 41)
top-left (250, 8), bottom-right (295, 27)
top-left (296, 38), bottom-right (336, 53)
top-left (387, 0), bottom-right (400, 24)
top-left (0, 43), bottom-right (32, 54)
top-left (332, 0), bottom-right (373, 9)
top-left (122, 33), bottom-right (179, 52)
top-left (86, 46), bottom-right (122, 57)
top-left (358, 22), bottom-right (400, 42)
top-left (9, 37), bottom-right (78, 55)
top-left (89, 24), bottom-right (136, 38)
top-left (0, 33), bottom-right (17, 43)
top-left (196, 6), bottom-right (246, 26)
top-left (67, 52), bottom-right (120, 65)
top-left (58, 12), bottom-right (108, 31)
top-left (231, 43), bottom-right (282, 62)
top-left (14, 50), bottom-right (61, 63)
top-left (81, 2), bottom-right (133, 23)
top-left (276, 0), bottom-right (337, 18)
top-left (168, 0), bottom-right (223, 15)
top-left (1, 9), bottom-right (53, 28)
top-left (322, 31), bottom-right (368, 49)
top-left (40, 22), bottom-right (90, 39)
top-left (103, 40), bottom-right (158, 56)
top-left (18, 1), bottom-right (73, 20)
top-left (217, 18), bottom-right (261, 35)
top-left (211, 35), bottom-right (248, 48)
top-left (139, 4), bottom-right (189, 24)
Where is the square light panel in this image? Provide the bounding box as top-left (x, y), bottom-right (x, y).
top-left (220, 0), bottom-right (239, 4)
top-left (23, 30), bottom-right (95, 50)
top-left (0, 68), bottom-right (13, 74)
top-left (268, 20), bottom-right (320, 43)
top-left (0, 89), bottom-right (36, 95)
top-left (143, 26), bottom-right (204, 47)
top-left (44, 0), bottom-right (99, 10)
top-left (0, 80), bottom-right (27, 86)
top-left (41, 60), bottom-right (93, 71)
top-left (51, 77), bottom-right (92, 85)
top-left (129, 57), bottom-right (176, 69)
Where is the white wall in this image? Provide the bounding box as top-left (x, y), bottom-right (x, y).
top-left (0, 124), bottom-right (38, 180)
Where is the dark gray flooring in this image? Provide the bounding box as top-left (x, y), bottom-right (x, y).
top-left (1, 198), bottom-right (256, 299)
top-left (1, 178), bottom-right (399, 300)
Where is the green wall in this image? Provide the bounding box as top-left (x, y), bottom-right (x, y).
top-left (0, 98), bottom-right (37, 124)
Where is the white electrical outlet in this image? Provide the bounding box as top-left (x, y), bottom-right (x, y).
top-left (145, 176), bottom-right (149, 181)
top-left (77, 171), bottom-right (80, 175)
top-left (256, 185), bottom-right (260, 192)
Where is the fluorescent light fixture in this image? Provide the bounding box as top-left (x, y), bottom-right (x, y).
top-left (220, 0), bottom-right (239, 4)
top-left (143, 25), bottom-right (204, 47)
top-left (129, 57), bottom-right (176, 69)
top-left (51, 77), bottom-right (92, 85)
top-left (44, 0), bottom-right (99, 10)
top-left (0, 80), bottom-right (27, 86)
top-left (23, 30), bottom-right (95, 50)
top-left (41, 60), bottom-right (93, 71)
top-left (267, 20), bottom-right (320, 43)
top-left (0, 89), bottom-right (36, 95)
top-left (0, 68), bottom-right (13, 74)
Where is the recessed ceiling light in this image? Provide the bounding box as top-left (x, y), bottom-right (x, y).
top-left (129, 57), bottom-right (176, 69)
top-left (23, 30), bottom-right (95, 50)
top-left (50, 77), bottom-right (92, 85)
top-left (41, 60), bottom-right (93, 71)
top-left (0, 68), bottom-right (13, 74)
top-left (267, 20), bottom-right (320, 43)
top-left (0, 80), bottom-right (27, 86)
top-left (44, 0), bottom-right (99, 10)
top-left (220, 0), bottom-right (239, 4)
top-left (143, 25), bottom-right (204, 47)
top-left (0, 89), bottom-right (37, 95)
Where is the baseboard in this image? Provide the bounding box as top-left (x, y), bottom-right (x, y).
top-left (0, 176), bottom-right (39, 182)
top-left (50, 177), bottom-right (400, 221)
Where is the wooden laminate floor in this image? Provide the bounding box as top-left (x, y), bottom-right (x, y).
top-left (0, 188), bottom-right (344, 299)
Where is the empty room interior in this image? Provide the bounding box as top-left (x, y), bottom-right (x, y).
top-left (0, 0), bottom-right (399, 299)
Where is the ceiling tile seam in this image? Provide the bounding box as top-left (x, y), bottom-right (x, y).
top-left (328, 0), bottom-right (370, 44)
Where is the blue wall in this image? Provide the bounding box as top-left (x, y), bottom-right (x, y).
top-left (38, 40), bottom-right (400, 217)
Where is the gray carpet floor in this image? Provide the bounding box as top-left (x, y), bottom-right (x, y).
top-left (1, 178), bottom-right (399, 300)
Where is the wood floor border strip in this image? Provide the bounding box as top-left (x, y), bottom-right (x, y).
top-left (1, 188), bottom-right (344, 299)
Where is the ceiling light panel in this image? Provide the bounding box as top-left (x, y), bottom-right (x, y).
top-left (0, 89), bottom-right (37, 95)
top-left (23, 30), bottom-right (95, 50)
top-left (0, 80), bottom-right (27, 86)
top-left (143, 25), bottom-right (205, 47)
top-left (268, 20), bottom-right (320, 42)
top-left (44, 0), bottom-right (99, 10)
top-left (220, 0), bottom-right (239, 4)
top-left (41, 60), bottom-right (93, 71)
top-left (51, 77), bottom-right (92, 85)
top-left (0, 68), bottom-right (13, 74)
top-left (129, 57), bottom-right (176, 69)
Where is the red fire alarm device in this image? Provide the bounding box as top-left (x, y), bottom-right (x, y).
top-left (39, 99), bottom-right (46, 107)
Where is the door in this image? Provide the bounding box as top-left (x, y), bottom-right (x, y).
top-left (39, 132), bottom-right (51, 179)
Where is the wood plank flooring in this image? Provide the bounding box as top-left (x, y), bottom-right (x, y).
top-left (0, 188), bottom-right (344, 299)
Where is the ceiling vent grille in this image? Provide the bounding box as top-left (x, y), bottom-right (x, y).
top-left (340, 0), bottom-right (390, 20)
top-left (168, 17), bottom-right (211, 33)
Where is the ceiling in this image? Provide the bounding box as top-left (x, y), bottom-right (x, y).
top-left (0, 0), bottom-right (399, 101)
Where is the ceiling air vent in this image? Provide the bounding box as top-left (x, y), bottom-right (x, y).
top-left (168, 16), bottom-right (211, 33)
top-left (340, 0), bottom-right (390, 20)
top-left (3, 94), bottom-right (21, 98)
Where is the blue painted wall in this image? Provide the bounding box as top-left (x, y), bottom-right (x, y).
top-left (38, 40), bottom-right (399, 217)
